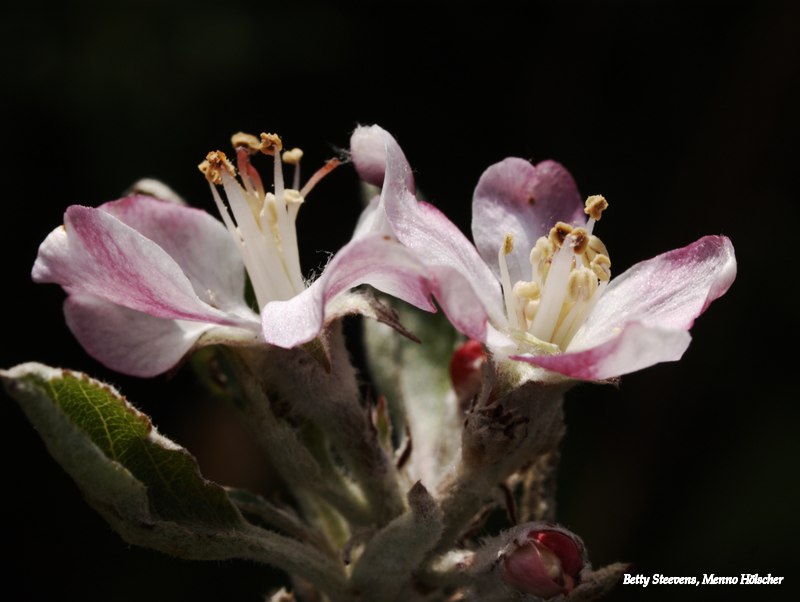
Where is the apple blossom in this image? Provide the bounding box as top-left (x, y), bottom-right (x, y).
top-left (350, 125), bottom-right (736, 381)
top-left (33, 131), bottom-right (435, 377)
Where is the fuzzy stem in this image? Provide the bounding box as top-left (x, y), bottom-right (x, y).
top-left (237, 323), bottom-right (406, 527)
top-left (433, 361), bottom-right (569, 553)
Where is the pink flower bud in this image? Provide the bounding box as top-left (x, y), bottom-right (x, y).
top-left (449, 339), bottom-right (487, 405)
top-left (502, 529), bottom-right (583, 598)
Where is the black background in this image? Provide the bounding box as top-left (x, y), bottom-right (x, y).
top-left (2, 1), bottom-right (797, 601)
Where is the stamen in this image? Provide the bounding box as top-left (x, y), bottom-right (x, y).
top-left (231, 132), bottom-right (261, 155)
top-left (513, 281), bottom-right (541, 300)
top-left (590, 254), bottom-right (611, 281)
top-left (283, 147), bottom-right (304, 190)
top-left (208, 180), bottom-right (272, 309)
top-left (235, 148), bottom-right (265, 218)
top-left (220, 170), bottom-right (295, 303)
top-left (284, 189), bottom-right (304, 222)
top-left (198, 151), bottom-right (235, 185)
top-left (584, 195), bottom-right (607, 236)
top-left (529, 237), bottom-right (552, 286)
top-left (584, 195), bottom-right (608, 220)
top-left (259, 133), bottom-right (283, 155)
top-left (570, 227), bottom-right (589, 255)
top-left (282, 148), bottom-right (304, 163)
top-left (561, 280), bottom-right (608, 349)
top-left (266, 138), bottom-right (304, 295)
top-left (585, 235), bottom-right (609, 264)
top-left (499, 233), bottom-right (518, 330)
top-left (528, 237), bottom-right (575, 343)
top-left (565, 267), bottom-right (597, 303)
top-left (552, 294), bottom-right (582, 346)
top-left (300, 158), bottom-right (341, 198)
top-left (548, 222), bottom-right (573, 248)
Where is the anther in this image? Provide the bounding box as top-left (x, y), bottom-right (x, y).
top-left (499, 233), bottom-right (518, 330)
top-left (231, 132), bottom-right (261, 154)
top-left (566, 268), bottom-right (597, 302)
top-left (548, 222), bottom-right (573, 248)
top-left (585, 235), bottom-right (609, 263)
top-left (569, 227), bottom-right (589, 255)
top-left (529, 237), bottom-right (552, 266)
top-left (260, 133), bottom-right (283, 155)
top-left (590, 254), bottom-right (611, 281)
top-left (513, 281), bottom-right (541, 300)
top-left (284, 189), bottom-right (304, 221)
top-left (198, 151), bottom-right (235, 185)
top-left (502, 233), bottom-right (514, 256)
top-left (282, 148), bottom-right (304, 164)
top-left (584, 195), bottom-right (608, 221)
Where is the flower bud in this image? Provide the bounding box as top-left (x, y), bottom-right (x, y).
top-left (502, 529), bottom-right (583, 597)
top-left (449, 339), bottom-right (487, 407)
top-left (466, 522), bottom-right (588, 599)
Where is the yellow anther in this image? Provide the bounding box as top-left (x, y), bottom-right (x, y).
top-left (260, 133), bottom-right (283, 155)
top-left (284, 189), bottom-right (304, 207)
top-left (591, 254), bottom-right (611, 281)
top-left (282, 148), bottom-right (304, 164)
top-left (231, 132), bottom-right (261, 154)
top-left (570, 227), bottom-right (589, 255)
top-left (262, 193), bottom-right (278, 225)
top-left (585, 234), bottom-right (610, 263)
top-left (513, 280), bottom-right (541, 300)
top-left (584, 195), bottom-right (608, 220)
top-left (548, 222), bottom-right (573, 248)
top-left (566, 267), bottom-right (598, 302)
top-left (502, 232), bottom-right (514, 255)
top-left (529, 237), bottom-right (553, 266)
top-left (198, 150), bottom-right (235, 185)
top-left (524, 299), bottom-right (540, 321)
top-left (539, 256), bottom-right (552, 281)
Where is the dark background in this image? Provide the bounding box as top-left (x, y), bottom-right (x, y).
top-left (2, 1), bottom-right (797, 600)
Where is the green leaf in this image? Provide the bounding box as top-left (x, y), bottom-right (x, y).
top-left (2, 363), bottom-right (242, 532)
top-left (3, 363), bottom-right (354, 597)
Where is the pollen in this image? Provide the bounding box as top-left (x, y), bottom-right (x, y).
top-left (569, 227), bottom-right (589, 255)
top-left (502, 233), bottom-right (515, 255)
top-left (514, 280), bottom-right (541, 300)
top-left (584, 195), bottom-right (608, 220)
top-left (198, 151), bottom-right (235, 185)
top-left (590, 254), bottom-right (611, 281)
top-left (548, 222), bottom-right (573, 248)
top-left (231, 132), bottom-right (261, 154)
top-left (282, 148), bottom-right (304, 164)
top-left (260, 133), bottom-right (283, 155)
top-left (502, 202), bottom-right (614, 354)
top-left (566, 268), bottom-right (597, 302)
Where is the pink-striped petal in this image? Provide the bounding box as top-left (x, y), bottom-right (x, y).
top-left (64, 291), bottom-right (262, 377)
top-left (472, 158), bottom-right (585, 285)
top-left (350, 125), bottom-right (415, 194)
top-left (261, 235), bottom-right (435, 348)
top-left (569, 236), bottom-right (736, 352)
top-left (514, 322), bottom-right (692, 380)
top-left (98, 195), bottom-right (251, 316)
top-left (33, 202), bottom-right (254, 328)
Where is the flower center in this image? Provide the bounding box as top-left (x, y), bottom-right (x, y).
top-left (499, 195), bottom-right (611, 353)
top-left (199, 132), bottom-right (340, 309)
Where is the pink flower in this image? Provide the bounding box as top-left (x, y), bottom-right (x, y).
top-left (33, 133), bottom-right (435, 377)
top-left (350, 125), bottom-right (736, 381)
